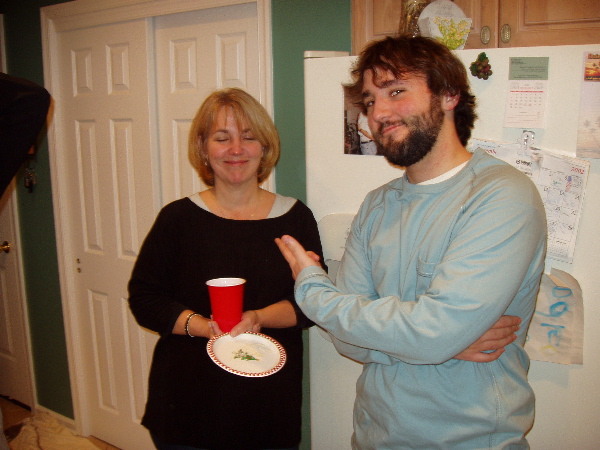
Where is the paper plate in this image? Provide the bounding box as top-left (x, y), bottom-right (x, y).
top-left (207, 332), bottom-right (286, 377)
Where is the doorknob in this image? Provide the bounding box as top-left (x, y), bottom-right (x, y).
top-left (1, 241), bottom-right (10, 253)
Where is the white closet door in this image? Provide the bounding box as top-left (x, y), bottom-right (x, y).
top-left (0, 185), bottom-right (34, 409)
top-left (56, 18), bottom-right (158, 449)
top-left (47, 3), bottom-right (263, 448)
top-left (154, 3), bottom-right (260, 205)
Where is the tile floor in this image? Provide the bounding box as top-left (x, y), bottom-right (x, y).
top-left (0, 397), bottom-right (120, 449)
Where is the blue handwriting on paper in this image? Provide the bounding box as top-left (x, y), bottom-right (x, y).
top-left (536, 300), bottom-right (568, 317)
top-left (541, 323), bottom-right (565, 347)
top-left (535, 286), bottom-right (572, 351)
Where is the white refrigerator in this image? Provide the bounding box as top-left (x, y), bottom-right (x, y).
top-left (304, 44), bottom-right (600, 449)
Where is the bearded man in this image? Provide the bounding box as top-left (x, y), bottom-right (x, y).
top-left (277, 35), bottom-right (547, 449)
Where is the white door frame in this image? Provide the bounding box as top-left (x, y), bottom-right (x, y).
top-left (41, 0), bottom-right (272, 435)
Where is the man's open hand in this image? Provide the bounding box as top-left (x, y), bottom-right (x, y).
top-left (275, 235), bottom-right (321, 279)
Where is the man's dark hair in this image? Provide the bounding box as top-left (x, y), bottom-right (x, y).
top-left (344, 35), bottom-right (477, 146)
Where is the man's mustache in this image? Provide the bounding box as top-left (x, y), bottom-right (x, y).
top-left (375, 120), bottom-right (407, 138)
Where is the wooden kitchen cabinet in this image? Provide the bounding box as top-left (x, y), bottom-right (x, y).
top-left (455, 0), bottom-right (600, 49)
top-left (353, 0), bottom-right (600, 54)
top-left (352, 0), bottom-right (403, 54)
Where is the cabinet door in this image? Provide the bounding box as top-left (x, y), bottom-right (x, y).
top-left (457, 0), bottom-right (600, 49)
top-left (353, 0), bottom-right (600, 52)
top-left (453, 0), bottom-right (499, 49)
top-left (352, 0), bottom-right (402, 54)
top-left (499, 0), bottom-right (600, 47)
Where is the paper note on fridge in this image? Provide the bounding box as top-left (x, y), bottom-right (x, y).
top-left (524, 268), bottom-right (584, 365)
top-left (470, 139), bottom-right (589, 264)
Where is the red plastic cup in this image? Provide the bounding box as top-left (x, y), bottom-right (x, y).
top-left (206, 277), bottom-right (245, 333)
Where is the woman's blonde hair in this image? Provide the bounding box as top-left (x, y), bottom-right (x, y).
top-left (188, 88), bottom-right (280, 186)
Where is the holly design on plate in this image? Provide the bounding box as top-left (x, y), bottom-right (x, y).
top-left (233, 349), bottom-right (259, 361)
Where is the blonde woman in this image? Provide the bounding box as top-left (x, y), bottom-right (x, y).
top-left (128, 88), bottom-right (323, 450)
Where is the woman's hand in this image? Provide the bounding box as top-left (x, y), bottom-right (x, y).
top-left (207, 319), bottom-right (224, 338)
top-left (229, 310), bottom-right (261, 338)
top-left (227, 301), bottom-right (299, 337)
top-left (173, 310), bottom-right (223, 339)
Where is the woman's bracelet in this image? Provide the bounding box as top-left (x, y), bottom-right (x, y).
top-left (184, 312), bottom-right (203, 337)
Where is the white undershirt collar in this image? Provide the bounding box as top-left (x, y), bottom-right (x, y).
top-left (418, 161), bottom-right (468, 185)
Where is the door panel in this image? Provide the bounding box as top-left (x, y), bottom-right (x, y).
top-left (154, 3), bottom-right (260, 205)
top-left (0, 184), bottom-right (34, 408)
top-left (454, 0), bottom-right (499, 49)
top-left (352, 0), bottom-right (402, 55)
top-left (455, 0), bottom-right (600, 49)
top-left (57, 18), bottom-right (158, 449)
top-left (500, 0), bottom-right (600, 47)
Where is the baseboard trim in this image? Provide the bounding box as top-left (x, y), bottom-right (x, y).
top-left (0, 394), bottom-right (31, 413)
top-left (34, 404), bottom-right (76, 432)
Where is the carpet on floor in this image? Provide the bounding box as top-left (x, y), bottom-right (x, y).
top-left (9, 412), bottom-right (98, 449)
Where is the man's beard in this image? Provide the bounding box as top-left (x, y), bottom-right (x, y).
top-left (374, 97), bottom-right (444, 167)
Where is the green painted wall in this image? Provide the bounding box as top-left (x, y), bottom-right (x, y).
top-left (1, 0), bottom-right (74, 419)
top-left (272, 0), bottom-right (352, 202)
top-left (271, 1), bottom-right (351, 447)
top-left (1, 0), bottom-right (352, 443)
